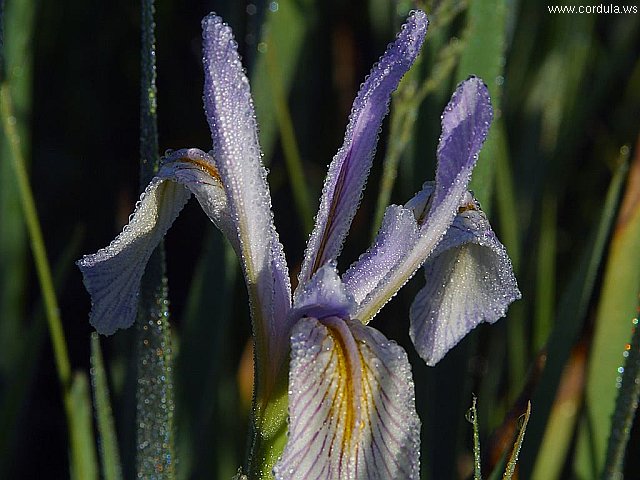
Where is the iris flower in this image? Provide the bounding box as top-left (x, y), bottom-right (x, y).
top-left (78, 9), bottom-right (519, 479)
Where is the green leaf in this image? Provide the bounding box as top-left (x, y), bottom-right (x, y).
top-left (456, 0), bottom-right (508, 212)
top-left (68, 373), bottom-right (99, 480)
top-left (575, 144), bottom-right (640, 478)
top-left (90, 333), bottom-right (123, 480)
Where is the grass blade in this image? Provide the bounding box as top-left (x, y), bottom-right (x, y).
top-left (0, 82), bottom-right (72, 419)
top-left (534, 192), bottom-right (557, 351)
top-left (90, 333), bottom-right (123, 480)
top-left (69, 373), bottom-right (99, 480)
top-left (522, 157), bottom-right (629, 476)
top-left (575, 141), bottom-right (640, 477)
top-left (601, 305), bottom-right (640, 479)
top-left (502, 401), bottom-right (531, 479)
top-left (0, 0), bottom-right (33, 378)
top-left (466, 395), bottom-right (482, 480)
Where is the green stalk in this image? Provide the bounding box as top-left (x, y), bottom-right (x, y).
top-left (0, 84), bottom-right (71, 398)
top-left (466, 395), bottom-right (482, 480)
top-left (602, 311), bottom-right (640, 479)
top-left (136, 0), bottom-right (175, 477)
top-left (502, 402), bottom-right (531, 479)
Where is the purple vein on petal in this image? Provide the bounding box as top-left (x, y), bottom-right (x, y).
top-left (297, 10), bottom-right (428, 288)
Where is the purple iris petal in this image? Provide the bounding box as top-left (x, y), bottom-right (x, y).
top-left (274, 316), bottom-right (420, 479)
top-left (202, 14), bottom-right (292, 369)
top-left (409, 196), bottom-right (521, 365)
top-left (353, 77), bottom-right (495, 323)
top-left (297, 10), bottom-right (428, 287)
top-left (343, 204), bottom-right (419, 305)
top-left (291, 264), bottom-right (355, 322)
top-left (431, 76), bottom-right (493, 210)
top-left (77, 149), bottom-right (228, 335)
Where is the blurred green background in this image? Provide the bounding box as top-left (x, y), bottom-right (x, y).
top-left (1, 0), bottom-right (639, 478)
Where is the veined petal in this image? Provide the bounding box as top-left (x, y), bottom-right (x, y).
top-left (163, 149), bottom-right (237, 245)
top-left (298, 10), bottom-right (428, 287)
top-left (410, 197), bottom-right (521, 366)
top-left (354, 77), bottom-right (493, 323)
top-left (202, 14), bottom-right (292, 369)
top-left (291, 264), bottom-right (356, 322)
top-left (77, 149), bottom-right (228, 335)
top-left (274, 317), bottom-right (420, 480)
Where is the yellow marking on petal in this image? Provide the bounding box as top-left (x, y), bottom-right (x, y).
top-left (457, 202), bottom-right (477, 213)
top-left (179, 156), bottom-right (222, 182)
top-left (326, 324), bottom-right (358, 460)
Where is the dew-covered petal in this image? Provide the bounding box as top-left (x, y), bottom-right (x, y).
top-left (343, 205), bottom-right (419, 305)
top-left (291, 264), bottom-right (356, 322)
top-left (354, 78), bottom-right (493, 323)
top-left (297, 11), bottom-right (428, 287)
top-left (77, 149), bottom-right (228, 335)
top-left (274, 316), bottom-right (420, 480)
top-left (410, 199), bottom-right (521, 366)
top-left (163, 148), bottom-right (236, 245)
top-left (202, 14), bottom-right (292, 368)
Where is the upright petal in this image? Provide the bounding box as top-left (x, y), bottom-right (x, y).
top-left (274, 316), bottom-right (420, 480)
top-left (77, 149), bottom-right (228, 335)
top-left (297, 11), bottom-right (428, 287)
top-left (354, 78), bottom-right (493, 323)
top-left (202, 14), bottom-right (291, 371)
top-left (410, 196), bottom-right (521, 365)
top-left (343, 204), bottom-right (419, 305)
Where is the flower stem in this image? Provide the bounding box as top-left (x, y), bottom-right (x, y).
top-left (136, 0), bottom-right (176, 477)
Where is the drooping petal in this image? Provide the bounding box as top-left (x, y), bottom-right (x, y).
top-left (297, 10), bottom-right (428, 287)
top-left (354, 77), bottom-right (493, 323)
top-left (291, 264), bottom-right (356, 321)
top-left (202, 14), bottom-right (291, 370)
top-left (77, 149), bottom-right (228, 335)
top-left (409, 198), bottom-right (521, 366)
top-left (274, 316), bottom-right (420, 480)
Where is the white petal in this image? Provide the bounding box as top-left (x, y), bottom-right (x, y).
top-left (274, 317), bottom-right (420, 480)
top-left (409, 207), bottom-right (521, 365)
top-left (77, 151), bottom-right (228, 335)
